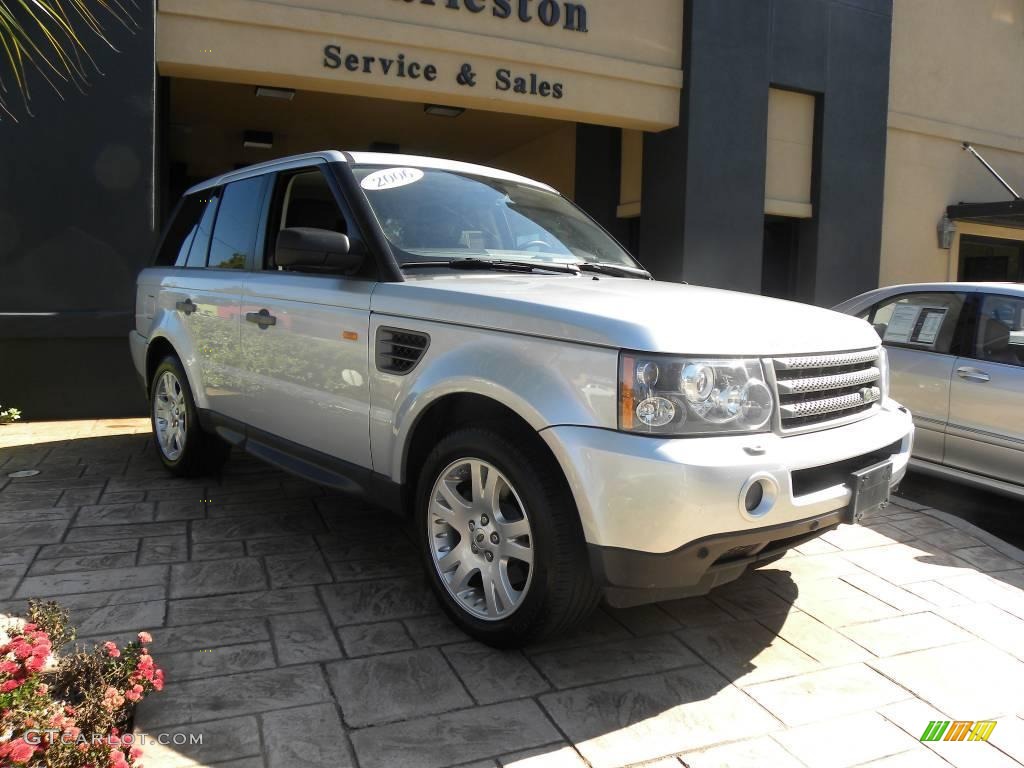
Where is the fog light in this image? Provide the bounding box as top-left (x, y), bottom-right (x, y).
top-left (738, 474), bottom-right (778, 519)
top-left (744, 482), bottom-right (764, 512)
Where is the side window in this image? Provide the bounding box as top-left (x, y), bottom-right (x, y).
top-left (185, 191), bottom-right (221, 268)
top-left (208, 176), bottom-right (268, 270)
top-left (156, 195), bottom-right (205, 267)
top-left (868, 292), bottom-right (966, 354)
top-left (969, 294), bottom-right (1024, 368)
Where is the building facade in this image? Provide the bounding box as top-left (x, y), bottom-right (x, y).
top-left (2, 0), bottom-right (1018, 419)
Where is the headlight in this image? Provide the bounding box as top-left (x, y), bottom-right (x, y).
top-left (619, 353), bottom-right (774, 436)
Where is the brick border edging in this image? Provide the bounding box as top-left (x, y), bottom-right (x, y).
top-left (893, 494), bottom-right (1024, 566)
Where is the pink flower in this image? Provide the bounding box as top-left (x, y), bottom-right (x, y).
top-left (6, 739), bottom-right (35, 764)
top-left (137, 632), bottom-right (152, 644)
top-left (130, 747), bottom-right (143, 759)
top-left (105, 686), bottom-right (118, 699)
top-left (125, 689), bottom-right (141, 702)
top-left (35, 683), bottom-right (48, 695)
top-left (1, 679), bottom-right (22, 693)
top-left (0, 660), bottom-right (18, 674)
top-left (104, 642), bottom-right (121, 658)
top-left (78, 743), bottom-right (90, 753)
top-left (24, 654), bottom-right (45, 673)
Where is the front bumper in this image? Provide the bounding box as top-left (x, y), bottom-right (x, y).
top-left (540, 402), bottom-right (914, 605)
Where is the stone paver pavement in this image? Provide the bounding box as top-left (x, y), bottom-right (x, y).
top-left (2, 419), bottom-right (1024, 768)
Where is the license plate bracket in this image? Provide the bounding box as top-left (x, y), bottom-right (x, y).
top-left (847, 460), bottom-right (893, 524)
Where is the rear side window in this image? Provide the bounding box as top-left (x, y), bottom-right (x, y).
top-left (868, 292), bottom-right (966, 354)
top-left (185, 192), bottom-right (221, 268)
top-left (155, 195), bottom-right (205, 267)
top-left (208, 176), bottom-right (269, 270)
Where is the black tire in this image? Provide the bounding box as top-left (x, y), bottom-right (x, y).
top-left (149, 354), bottom-right (230, 477)
top-left (416, 426), bottom-right (600, 647)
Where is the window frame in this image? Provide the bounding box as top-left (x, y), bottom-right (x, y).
top-left (865, 290), bottom-right (972, 356)
top-left (260, 163), bottom-right (378, 280)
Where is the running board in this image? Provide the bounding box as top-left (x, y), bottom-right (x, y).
top-left (908, 458), bottom-right (1024, 500)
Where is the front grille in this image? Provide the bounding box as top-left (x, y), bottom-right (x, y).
top-left (772, 349), bottom-right (881, 431)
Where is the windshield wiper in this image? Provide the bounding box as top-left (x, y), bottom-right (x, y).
top-left (402, 258), bottom-right (581, 275)
top-left (577, 262), bottom-right (653, 279)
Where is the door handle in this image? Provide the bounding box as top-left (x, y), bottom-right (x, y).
top-left (245, 309), bottom-right (277, 329)
top-left (957, 366), bottom-right (990, 383)
top-left (175, 299), bottom-right (196, 316)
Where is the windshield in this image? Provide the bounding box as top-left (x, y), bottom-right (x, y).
top-left (352, 164), bottom-right (640, 270)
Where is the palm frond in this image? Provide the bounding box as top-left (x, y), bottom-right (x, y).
top-left (0, 0), bottom-right (138, 122)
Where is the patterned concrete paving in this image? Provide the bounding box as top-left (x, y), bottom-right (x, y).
top-left (1, 419), bottom-right (1024, 768)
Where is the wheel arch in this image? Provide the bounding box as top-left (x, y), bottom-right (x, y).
top-left (144, 334), bottom-right (206, 410)
top-left (400, 392), bottom-right (563, 517)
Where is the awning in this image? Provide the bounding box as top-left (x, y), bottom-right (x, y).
top-left (947, 199), bottom-right (1024, 229)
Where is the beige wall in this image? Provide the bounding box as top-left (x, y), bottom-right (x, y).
top-left (157, 0), bottom-right (684, 131)
top-left (765, 88), bottom-right (814, 219)
top-left (881, 0), bottom-right (1024, 286)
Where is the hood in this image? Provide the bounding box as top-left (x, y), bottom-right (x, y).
top-left (371, 273), bottom-right (880, 355)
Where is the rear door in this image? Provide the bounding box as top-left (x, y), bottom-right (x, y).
top-left (238, 164), bottom-right (374, 469)
top-left (865, 290), bottom-right (968, 463)
top-left (946, 292), bottom-right (1024, 484)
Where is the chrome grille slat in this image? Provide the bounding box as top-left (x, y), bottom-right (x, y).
top-left (775, 366), bottom-right (880, 395)
top-left (772, 348), bottom-right (881, 431)
top-left (773, 350), bottom-right (879, 370)
top-left (780, 392), bottom-right (878, 420)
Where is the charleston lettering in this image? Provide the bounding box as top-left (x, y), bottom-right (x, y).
top-left (396, 0), bottom-right (588, 33)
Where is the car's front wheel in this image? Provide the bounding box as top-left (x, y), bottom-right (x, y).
top-left (150, 355), bottom-right (230, 477)
top-left (416, 427), bottom-right (599, 647)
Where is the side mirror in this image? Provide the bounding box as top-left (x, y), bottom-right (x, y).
top-left (276, 227), bottom-right (365, 274)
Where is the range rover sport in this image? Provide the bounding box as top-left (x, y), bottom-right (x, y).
top-left (131, 151), bottom-right (914, 645)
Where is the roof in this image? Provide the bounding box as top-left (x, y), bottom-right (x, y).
top-left (185, 150), bottom-right (555, 196)
top-left (833, 281), bottom-right (1023, 313)
top-left (947, 199), bottom-right (1024, 229)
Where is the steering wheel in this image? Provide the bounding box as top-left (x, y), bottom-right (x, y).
top-left (523, 239), bottom-right (556, 252)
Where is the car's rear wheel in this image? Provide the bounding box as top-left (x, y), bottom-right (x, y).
top-left (150, 355), bottom-right (230, 477)
top-left (417, 426), bottom-right (599, 647)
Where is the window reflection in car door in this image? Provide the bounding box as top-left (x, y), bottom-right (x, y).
top-left (945, 293), bottom-right (1024, 485)
top-left (238, 166), bottom-right (374, 469)
top-left (866, 291), bottom-right (967, 463)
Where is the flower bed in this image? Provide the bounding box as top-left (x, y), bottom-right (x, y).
top-left (1, 601), bottom-right (164, 767)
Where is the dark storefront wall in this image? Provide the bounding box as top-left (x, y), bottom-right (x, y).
top-left (0, 4), bottom-right (157, 419)
top-left (640, 0), bottom-right (893, 307)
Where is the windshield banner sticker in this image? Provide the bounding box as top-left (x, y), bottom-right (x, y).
top-left (361, 167), bottom-right (425, 191)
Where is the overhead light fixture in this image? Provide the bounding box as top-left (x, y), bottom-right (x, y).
top-left (255, 86), bottom-right (295, 101)
top-left (243, 130), bottom-right (274, 150)
top-left (424, 103), bottom-right (465, 118)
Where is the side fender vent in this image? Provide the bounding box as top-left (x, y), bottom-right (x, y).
top-left (376, 327), bottom-right (430, 375)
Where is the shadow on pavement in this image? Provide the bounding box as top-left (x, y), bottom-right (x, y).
top-left (2, 427), bottom-right (1023, 767)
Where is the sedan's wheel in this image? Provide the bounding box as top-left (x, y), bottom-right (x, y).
top-left (428, 458), bottom-right (534, 620)
top-left (153, 371), bottom-right (187, 461)
top-left (417, 426), bottom-right (600, 647)
top-left (149, 354), bottom-right (230, 477)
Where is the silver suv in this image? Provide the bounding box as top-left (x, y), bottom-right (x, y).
top-left (132, 151), bottom-right (914, 645)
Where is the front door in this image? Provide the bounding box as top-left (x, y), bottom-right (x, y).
top-left (238, 166), bottom-right (374, 469)
top-left (866, 291), bottom-right (968, 463)
top-left (946, 292), bottom-right (1024, 485)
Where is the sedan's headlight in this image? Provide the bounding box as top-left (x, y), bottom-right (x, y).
top-left (619, 353), bottom-right (774, 436)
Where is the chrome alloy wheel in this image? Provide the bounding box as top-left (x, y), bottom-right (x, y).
top-left (428, 458), bottom-right (534, 621)
top-left (153, 371), bottom-right (187, 461)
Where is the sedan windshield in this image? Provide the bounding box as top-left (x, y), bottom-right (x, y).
top-left (352, 164), bottom-right (640, 271)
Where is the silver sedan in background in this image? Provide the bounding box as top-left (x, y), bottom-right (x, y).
top-left (836, 282), bottom-right (1024, 498)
